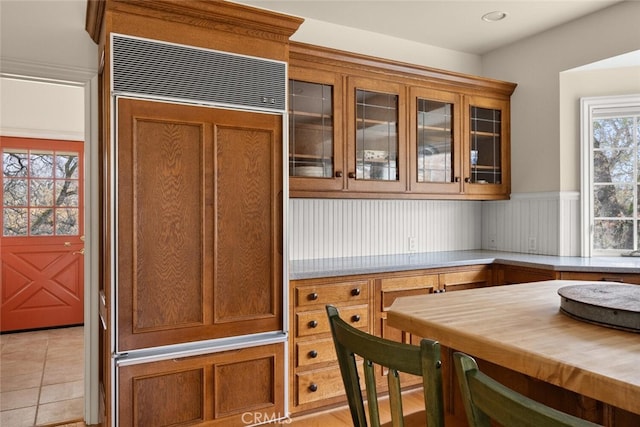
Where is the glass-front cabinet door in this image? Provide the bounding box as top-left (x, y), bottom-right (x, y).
top-left (409, 87), bottom-right (462, 194)
top-left (464, 95), bottom-right (510, 197)
top-left (288, 68), bottom-right (344, 192)
top-left (347, 77), bottom-right (406, 192)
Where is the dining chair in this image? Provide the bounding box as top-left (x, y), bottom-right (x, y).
top-left (326, 304), bottom-right (445, 427)
top-left (453, 352), bottom-right (602, 427)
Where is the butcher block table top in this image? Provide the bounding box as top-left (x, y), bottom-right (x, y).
top-left (387, 280), bottom-right (640, 415)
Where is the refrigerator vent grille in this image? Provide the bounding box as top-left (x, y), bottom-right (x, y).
top-left (111, 34), bottom-right (286, 112)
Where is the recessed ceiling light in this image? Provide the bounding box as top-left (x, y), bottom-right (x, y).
top-left (482, 11), bottom-right (508, 22)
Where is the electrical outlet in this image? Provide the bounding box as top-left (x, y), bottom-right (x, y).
top-left (528, 236), bottom-right (537, 252)
top-left (408, 237), bottom-right (417, 252)
top-left (488, 233), bottom-right (497, 249)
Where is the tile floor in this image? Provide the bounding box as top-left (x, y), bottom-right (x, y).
top-left (1, 326), bottom-right (84, 427)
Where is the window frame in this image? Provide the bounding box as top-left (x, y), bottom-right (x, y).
top-left (581, 94), bottom-right (640, 256)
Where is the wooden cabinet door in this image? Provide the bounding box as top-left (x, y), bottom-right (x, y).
top-left (346, 77), bottom-right (407, 193)
top-left (462, 95), bottom-right (511, 198)
top-left (116, 98), bottom-right (282, 351)
top-left (289, 67), bottom-right (345, 193)
top-left (409, 87), bottom-right (463, 195)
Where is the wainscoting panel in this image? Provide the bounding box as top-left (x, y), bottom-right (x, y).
top-left (481, 192), bottom-right (580, 257)
top-left (289, 199), bottom-right (482, 260)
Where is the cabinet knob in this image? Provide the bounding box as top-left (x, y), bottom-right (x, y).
top-left (464, 177), bottom-right (471, 183)
top-left (308, 350), bottom-right (318, 358)
top-left (335, 171), bottom-right (343, 178)
top-left (308, 320), bottom-right (318, 328)
top-left (348, 172), bottom-right (356, 179)
top-left (309, 383), bottom-right (318, 392)
top-left (351, 314), bottom-right (361, 323)
top-left (308, 292), bottom-right (318, 301)
top-left (455, 176), bottom-right (461, 182)
top-left (351, 288), bottom-right (361, 296)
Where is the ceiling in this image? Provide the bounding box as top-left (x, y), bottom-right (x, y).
top-left (0, 0), bottom-right (629, 79)
top-left (231, 0), bottom-right (623, 54)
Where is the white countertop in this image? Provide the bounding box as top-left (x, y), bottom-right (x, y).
top-left (289, 250), bottom-right (640, 279)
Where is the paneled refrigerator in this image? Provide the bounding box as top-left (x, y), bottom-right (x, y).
top-left (103, 34), bottom-right (289, 426)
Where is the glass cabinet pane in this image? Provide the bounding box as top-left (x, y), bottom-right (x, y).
top-left (289, 80), bottom-right (334, 178)
top-left (355, 89), bottom-right (399, 181)
top-left (416, 98), bottom-right (453, 183)
top-left (470, 106), bottom-right (502, 184)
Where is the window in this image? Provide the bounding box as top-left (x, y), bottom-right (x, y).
top-left (2, 148), bottom-right (80, 236)
top-left (581, 94), bottom-right (640, 256)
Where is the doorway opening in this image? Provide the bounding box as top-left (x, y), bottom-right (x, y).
top-left (0, 76), bottom-right (95, 426)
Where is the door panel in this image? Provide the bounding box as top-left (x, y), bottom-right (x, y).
top-left (1, 136), bottom-right (84, 332)
top-left (118, 342), bottom-right (285, 426)
top-left (116, 98), bottom-right (282, 351)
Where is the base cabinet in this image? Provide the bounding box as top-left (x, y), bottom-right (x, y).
top-left (494, 264), bottom-right (559, 285)
top-left (290, 277), bottom-right (371, 414)
top-left (289, 265), bottom-right (494, 414)
top-left (117, 343), bottom-right (285, 426)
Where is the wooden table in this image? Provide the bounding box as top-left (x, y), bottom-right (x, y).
top-left (387, 280), bottom-right (640, 425)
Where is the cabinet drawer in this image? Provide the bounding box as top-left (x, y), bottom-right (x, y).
top-left (295, 280), bottom-right (369, 307)
top-left (498, 265), bottom-right (557, 285)
top-left (560, 272), bottom-right (640, 285)
top-left (440, 268), bottom-right (490, 291)
top-left (296, 305), bottom-right (368, 337)
top-left (296, 366), bottom-right (346, 405)
top-left (379, 275), bottom-right (438, 310)
top-left (297, 338), bottom-right (337, 367)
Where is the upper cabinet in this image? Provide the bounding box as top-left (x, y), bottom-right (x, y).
top-left (289, 68), bottom-right (344, 192)
top-left (288, 42), bottom-right (517, 200)
top-left (409, 87), bottom-right (462, 195)
top-left (346, 77), bottom-right (407, 193)
top-left (463, 96), bottom-right (511, 197)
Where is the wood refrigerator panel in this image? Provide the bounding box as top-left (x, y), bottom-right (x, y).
top-left (117, 343), bottom-right (285, 426)
top-left (116, 98), bottom-right (283, 351)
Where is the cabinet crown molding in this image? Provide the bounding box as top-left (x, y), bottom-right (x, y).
top-left (290, 42), bottom-right (517, 96)
top-left (86, 0), bottom-right (304, 44)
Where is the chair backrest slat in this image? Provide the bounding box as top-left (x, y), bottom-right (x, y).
top-left (454, 352), bottom-right (602, 427)
top-left (326, 305), bottom-right (445, 427)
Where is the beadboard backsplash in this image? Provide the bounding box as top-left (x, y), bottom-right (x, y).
top-left (288, 192), bottom-right (580, 260)
top-left (482, 191), bottom-right (580, 257)
top-left (289, 199), bottom-right (482, 260)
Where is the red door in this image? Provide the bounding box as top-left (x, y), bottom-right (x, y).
top-left (1, 136), bottom-right (84, 332)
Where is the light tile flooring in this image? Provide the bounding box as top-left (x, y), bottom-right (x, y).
top-left (1, 326), bottom-right (84, 427)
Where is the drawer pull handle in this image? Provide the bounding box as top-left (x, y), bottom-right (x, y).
top-left (309, 383), bottom-right (318, 392)
top-left (309, 350), bottom-right (318, 358)
top-left (351, 288), bottom-right (361, 296)
top-left (308, 292), bottom-right (319, 301)
top-left (351, 314), bottom-right (361, 323)
top-left (308, 320), bottom-right (318, 328)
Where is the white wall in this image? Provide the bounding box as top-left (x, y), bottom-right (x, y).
top-left (481, 1), bottom-right (640, 194)
top-left (290, 18), bottom-right (482, 76)
top-left (0, 77), bottom-right (84, 140)
top-left (560, 65), bottom-right (640, 191)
